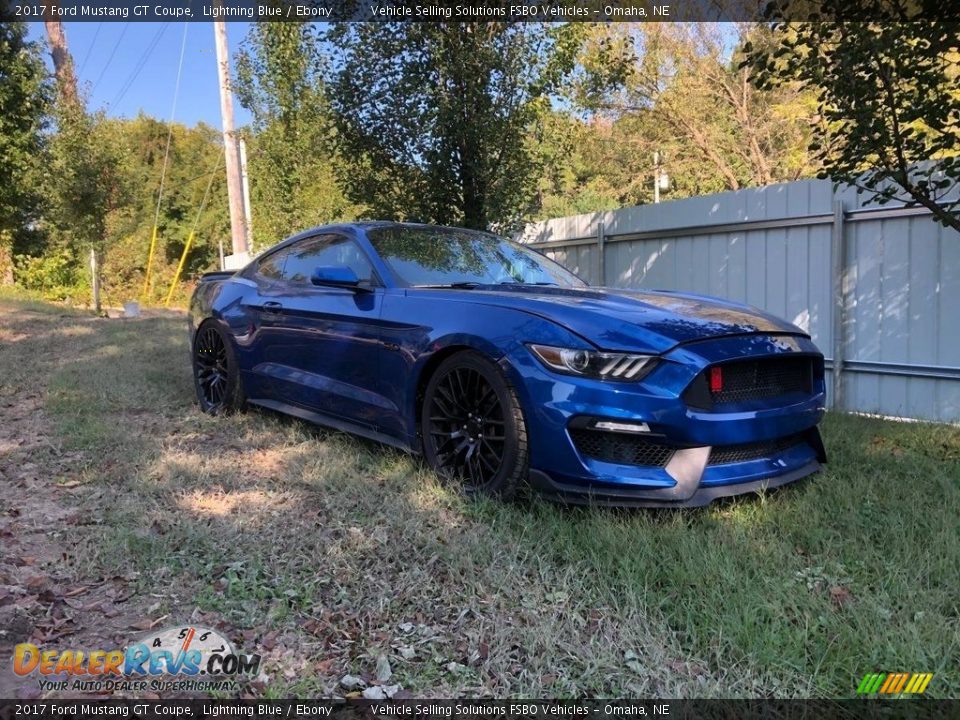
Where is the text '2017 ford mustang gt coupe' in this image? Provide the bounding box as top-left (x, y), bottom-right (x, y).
top-left (189, 222), bottom-right (826, 507)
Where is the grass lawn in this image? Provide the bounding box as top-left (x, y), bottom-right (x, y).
top-left (0, 295), bottom-right (957, 698)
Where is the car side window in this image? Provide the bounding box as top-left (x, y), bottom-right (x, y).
top-left (282, 235), bottom-right (376, 286)
top-left (256, 249), bottom-right (288, 282)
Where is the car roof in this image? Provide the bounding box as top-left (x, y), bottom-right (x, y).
top-left (266, 221), bottom-right (496, 252)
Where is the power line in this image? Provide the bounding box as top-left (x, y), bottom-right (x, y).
top-left (77, 22), bottom-right (102, 77)
top-left (109, 23), bottom-right (169, 110)
top-left (142, 22), bottom-right (190, 299)
top-left (91, 23), bottom-right (128, 94)
top-left (164, 148), bottom-right (225, 306)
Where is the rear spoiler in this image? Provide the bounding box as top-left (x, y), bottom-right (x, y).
top-left (198, 270), bottom-right (236, 284)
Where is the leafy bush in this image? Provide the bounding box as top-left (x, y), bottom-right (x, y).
top-left (14, 249), bottom-right (89, 301)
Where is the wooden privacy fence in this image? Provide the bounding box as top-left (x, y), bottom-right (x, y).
top-left (516, 179), bottom-right (960, 423)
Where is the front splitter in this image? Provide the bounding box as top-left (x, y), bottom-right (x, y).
top-left (526, 459), bottom-right (822, 508)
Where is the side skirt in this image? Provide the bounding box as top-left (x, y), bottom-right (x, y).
top-left (248, 398), bottom-right (415, 453)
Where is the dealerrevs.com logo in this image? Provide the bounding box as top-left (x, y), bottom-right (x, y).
top-left (13, 625), bottom-right (262, 693)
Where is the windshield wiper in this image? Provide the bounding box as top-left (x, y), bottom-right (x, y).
top-left (497, 281), bottom-right (559, 286)
top-left (413, 282), bottom-right (483, 289)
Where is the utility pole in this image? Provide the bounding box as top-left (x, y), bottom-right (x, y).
top-left (239, 138), bottom-right (254, 251)
top-left (213, 18), bottom-right (249, 259)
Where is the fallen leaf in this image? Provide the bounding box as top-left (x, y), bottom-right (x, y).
top-left (340, 674), bottom-right (365, 690)
top-left (375, 655), bottom-right (392, 682)
top-left (315, 658), bottom-right (336, 674)
top-left (25, 575), bottom-right (49, 591)
top-left (830, 585), bottom-right (853, 609)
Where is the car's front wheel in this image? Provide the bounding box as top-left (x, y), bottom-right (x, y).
top-left (421, 350), bottom-right (528, 498)
top-left (193, 320), bottom-right (246, 415)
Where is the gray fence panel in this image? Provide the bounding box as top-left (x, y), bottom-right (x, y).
top-left (520, 179), bottom-right (960, 423)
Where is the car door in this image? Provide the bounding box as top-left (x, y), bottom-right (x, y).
top-left (261, 234), bottom-right (390, 429)
top-left (236, 245), bottom-right (293, 401)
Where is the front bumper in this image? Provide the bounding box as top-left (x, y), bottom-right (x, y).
top-left (503, 333), bottom-right (828, 507)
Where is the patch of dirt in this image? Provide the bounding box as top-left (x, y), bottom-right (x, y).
top-left (0, 315), bottom-right (169, 698)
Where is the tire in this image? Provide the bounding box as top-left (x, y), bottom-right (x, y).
top-left (192, 320), bottom-right (246, 415)
top-left (421, 350), bottom-right (528, 498)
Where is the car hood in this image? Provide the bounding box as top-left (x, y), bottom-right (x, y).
top-left (416, 285), bottom-right (807, 353)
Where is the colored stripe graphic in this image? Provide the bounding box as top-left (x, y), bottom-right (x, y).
top-left (893, 673), bottom-right (909, 693)
top-left (857, 673), bottom-right (885, 694)
top-left (858, 672), bottom-right (932, 695)
top-left (904, 674), bottom-right (920, 694)
top-left (880, 674), bottom-right (897, 693)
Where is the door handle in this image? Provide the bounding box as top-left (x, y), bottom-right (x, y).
top-left (262, 301), bottom-right (283, 310)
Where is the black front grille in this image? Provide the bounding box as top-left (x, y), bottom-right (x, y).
top-left (571, 427), bottom-right (810, 468)
top-left (569, 429), bottom-right (675, 467)
top-left (708, 434), bottom-right (808, 465)
top-left (684, 356), bottom-right (817, 409)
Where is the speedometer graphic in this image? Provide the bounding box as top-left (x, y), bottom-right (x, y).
top-left (129, 625), bottom-right (237, 676)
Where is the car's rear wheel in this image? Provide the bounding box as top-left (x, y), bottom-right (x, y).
top-left (421, 351), bottom-right (528, 498)
top-left (193, 321), bottom-right (245, 414)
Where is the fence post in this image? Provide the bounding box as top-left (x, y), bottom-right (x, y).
top-left (597, 221), bottom-right (606, 286)
top-left (89, 246), bottom-right (101, 314)
top-left (830, 200), bottom-right (846, 411)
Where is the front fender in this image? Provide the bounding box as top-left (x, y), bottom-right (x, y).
top-left (380, 293), bottom-right (593, 442)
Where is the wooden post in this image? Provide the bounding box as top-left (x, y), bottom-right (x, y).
top-left (90, 246), bottom-right (101, 313)
top-left (213, 17), bottom-right (249, 257)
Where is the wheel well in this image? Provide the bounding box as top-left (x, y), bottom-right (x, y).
top-left (413, 345), bottom-right (481, 449)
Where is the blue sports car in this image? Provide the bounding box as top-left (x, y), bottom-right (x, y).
top-left (189, 222), bottom-right (826, 507)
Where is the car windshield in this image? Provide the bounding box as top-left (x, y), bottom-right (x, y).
top-left (366, 226), bottom-right (587, 288)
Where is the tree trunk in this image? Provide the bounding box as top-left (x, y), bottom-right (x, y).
top-left (44, 15), bottom-right (78, 106)
top-left (0, 231), bottom-right (14, 286)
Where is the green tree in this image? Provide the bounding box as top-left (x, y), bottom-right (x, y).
top-left (743, 15), bottom-right (960, 232)
top-left (0, 22), bottom-right (51, 282)
top-left (44, 101), bottom-right (126, 302)
top-left (324, 22), bottom-right (580, 231)
top-left (571, 23), bottom-right (818, 198)
top-left (97, 115), bottom-right (229, 301)
top-left (235, 22), bottom-right (356, 248)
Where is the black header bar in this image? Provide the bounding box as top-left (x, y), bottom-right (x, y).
top-left (1, 700), bottom-right (958, 720)
top-left (3, 0), bottom-right (959, 23)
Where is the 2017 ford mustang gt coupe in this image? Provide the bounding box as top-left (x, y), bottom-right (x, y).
top-left (189, 222), bottom-right (827, 507)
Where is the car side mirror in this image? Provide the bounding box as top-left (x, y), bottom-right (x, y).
top-left (311, 265), bottom-right (363, 289)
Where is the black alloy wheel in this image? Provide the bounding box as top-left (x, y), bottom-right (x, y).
top-left (193, 321), bottom-right (245, 414)
top-left (422, 351), bottom-right (528, 497)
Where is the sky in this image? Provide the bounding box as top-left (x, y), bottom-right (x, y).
top-left (27, 22), bottom-right (254, 129)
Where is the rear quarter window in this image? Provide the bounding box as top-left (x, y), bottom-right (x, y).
top-left (255, 250), bottom-right (288, 281)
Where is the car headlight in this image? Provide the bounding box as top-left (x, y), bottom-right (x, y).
top-left (527, 344), bottom-right (658, 381)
